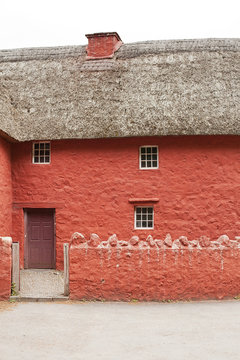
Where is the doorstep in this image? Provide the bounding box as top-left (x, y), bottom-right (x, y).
top-left (10, 295), bottom-right (69, 302)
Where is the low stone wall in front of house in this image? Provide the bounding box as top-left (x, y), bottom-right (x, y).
top-left (0, 236), bottom-right (12, 300)
top-left (69, 233), bottom-right (240, 301)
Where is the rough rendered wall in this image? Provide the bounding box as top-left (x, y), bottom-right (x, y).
top-left (0, 137), bottom-right (12, 235)
top-left (69, 233), bottom-right (240, 301)
top-left (11, 135), bottom-right (240, 270)
top-left (0, 237), bottom-right (12, 299)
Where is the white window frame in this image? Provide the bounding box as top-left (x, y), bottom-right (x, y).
top-left (32, 141), bottom-right (51, 164)
top-left (139, 145), bottom-right (158, 170)
top-left (134, 206), bottom-right (154, 230)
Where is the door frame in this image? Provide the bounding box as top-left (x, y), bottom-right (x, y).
top-left (24, 208), bottom-right (56, 269)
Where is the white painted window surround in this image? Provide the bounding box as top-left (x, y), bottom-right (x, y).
top-left (135, 206), bottom-right (154, 229)
top-left (139, 146), bottom-right (158, 169)
top-left (32, 141), bottom-right (51, 164)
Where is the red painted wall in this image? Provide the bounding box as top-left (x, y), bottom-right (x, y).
top-left (11, 136), bottom-right (240, 270)
top-left (0, 137), bottom-right (12, 236)
top-left (69, 234), bottom-right (240, 301)
top-left (0, 237), bottom-right (12, 299)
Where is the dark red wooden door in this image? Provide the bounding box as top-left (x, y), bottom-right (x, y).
top-left (26, 209), bottom-right (55, 269)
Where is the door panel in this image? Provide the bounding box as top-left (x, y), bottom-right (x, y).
top-left (26, 209), bottom-right (55, 269)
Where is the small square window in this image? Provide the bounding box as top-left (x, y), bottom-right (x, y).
top-left (139, 146), bottom-right (158, 169)
top-left (32, 142), bottom-right (51, 164)
top-left (134, 206), bottom-right (154, 229)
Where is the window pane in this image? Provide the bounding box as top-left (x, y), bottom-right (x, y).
top-left (33, 142), bottom-right (50, 164)
top-left (140, 146), bottom-right (158, 169)
top-left (135, 207), bottom-right (154, 228)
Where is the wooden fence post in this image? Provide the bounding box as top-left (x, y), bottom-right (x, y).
top-left (64, 243), bottom-right (69, 296)
top-left (12, 242), bottom-right (20, 293)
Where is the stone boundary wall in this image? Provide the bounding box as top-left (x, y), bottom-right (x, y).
top-left (69, 233), bottom-right (240, 301)
top-left (0, 237), bottom-right (12, 300)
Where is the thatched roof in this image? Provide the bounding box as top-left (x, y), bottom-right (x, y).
top-left (0, 38), bottom-right (240, 141)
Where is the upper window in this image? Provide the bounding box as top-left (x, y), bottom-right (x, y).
top-left (135, 206), bottom-right (154, 229)
top-left (32, 142), bottom-right (51, 164)
top-left (139, 146), bottom-right (158, 169)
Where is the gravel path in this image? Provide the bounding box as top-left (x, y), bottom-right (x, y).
top-left (20, 269), bottom-right (64, 297)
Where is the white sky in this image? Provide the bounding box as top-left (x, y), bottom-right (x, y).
top-left (0, 0), bottom-right (239, 49)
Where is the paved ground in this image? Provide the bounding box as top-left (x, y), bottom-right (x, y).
top-left (20, 269), bottom-right (64, 297)
top-left (0, 300), bottom-right (240, 360)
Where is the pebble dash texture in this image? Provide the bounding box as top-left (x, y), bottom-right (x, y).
top-left (69, 232), bottom-right (240, 301)
top-left (0, 237), bottom-right (12, 299)
top-left (0, 39), bottom-right (240, 140)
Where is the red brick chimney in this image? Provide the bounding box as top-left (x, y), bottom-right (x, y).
top-left (85, 32), bottom-right (123, 60)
